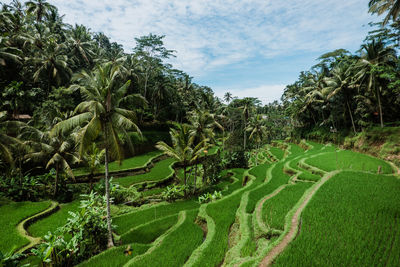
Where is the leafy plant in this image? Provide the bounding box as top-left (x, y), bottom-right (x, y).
top-left (32, 192), bottom-right (110, 266)
top-left (198, 191), bottom-right (222, 204)
top-left (161, 185), bottom-right (186, 201)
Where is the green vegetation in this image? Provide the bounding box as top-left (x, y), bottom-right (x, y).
top-left (0, 201), bottom-right (51, 253)
top-left (115, 158), bottom-right (176, 187)
top-left (262, 182), bottom-right (311, 230)
top-left (125, 210), bottom-right (203, 267)
top-left (73, 151), bottom-right (162, 176)
top-left (269, 147), bottom-right (285, 161)
top-left (306, 150), bottom-right (394, 174)
top-left (121, 214), bottom-right (178, 244)
top-left (28, 200), bottom-right (81, 237)
top-left (78, 243), bottom-right (150, 267)
top-left (274, 171), bottom-right (400, 266)
top-left (113, 200), bottom-right (199, 235)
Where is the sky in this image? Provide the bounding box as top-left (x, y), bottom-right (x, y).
top-left (44, 0), bottom-right (378, 104)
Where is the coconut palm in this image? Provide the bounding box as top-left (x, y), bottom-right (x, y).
top-left (369, 0), bottom-right (400, 25)
top-left (324, 64), bottom-right (357, 133)
top-left (246, 114), bottom-right (268, 166)
top-left (224, 92), bottom-right (233, 103)
top-left (353, 39), bottom-right (397, 127)
top-left (32, 40), bottom-right (72, 90)
top-left (82, 143), bottom-right (105, 191)
top-left (52, 62), bottom-right (143, 247)
top-left (156, 123), bottom-right (206, 194)
top-left (239, 98), bottom-right (257, 150)
top-left (0, 111), bottom-right (22, 166)
top-left (25, 0), bottom-right (56, 22)
top-left (68, 24), bottom-right (94, 66)
top-left (23, 127), bottom-right (78, 196)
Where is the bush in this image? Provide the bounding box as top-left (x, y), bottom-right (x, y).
top-left (95, 178), bottom-right (141, 204)
top-left (198, 191), bottom-right (222, 204)
top-left (161, 185), bottom-right (186, 201)
top-left (32, 192), bottom-right (110, 266)
top-left (222, 150), bottom-right (249, 169)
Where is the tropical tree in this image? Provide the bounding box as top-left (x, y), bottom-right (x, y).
top-left (25, 0), bottom-right (55, 22)
top-left (369, 0), bottom-right (400, 25)
top-left (246, 114), bottom-right (268, 165)
top-left (23, 127), bottom-right (78, 196)
top-left (353, 39), bottom-right (397, 127)
top-left (52, 62), bottom-right (143, 247)
top-left (239, 97), bottom-right (257, 150)
top-left (224, 92), bottom-right (233, 103)
top-left (82, 143), bottom-right (105, 191)
top-left (156, 123), bottom-right (206, 194)
top-left (324, 63), bottom-right (358, 133)
top-left (0, 111), bottom-right (22, 167)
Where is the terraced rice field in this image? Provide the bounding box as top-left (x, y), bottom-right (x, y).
top-left (2, 142), bottom-right (399, 266)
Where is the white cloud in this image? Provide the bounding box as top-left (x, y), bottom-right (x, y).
top-left (215, 84), bottom-right (286, 105)
top-left (40, 0), bottom-right (375, 77)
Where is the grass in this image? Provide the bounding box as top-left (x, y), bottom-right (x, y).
top-left (73, 150), bottom-right (163, 176)
top-left (121, 214), bottom-right (178, 244)
top-left (28, 200), bottom-right (81, 237)
top-left (125, 209), bottom-right (203, 267)
top-left (113, 200), bottom-right (199, 235)
top-left (261, 182), bottom-right (311, 230)
top-left (141, 187), bottom-right (164, 197)
top-left (306, 150), bottom-right (394, 174)
top-left (288, 143), bottom-right (304, 156)
top-left (78, 243), bottom-right (150, 267)
top-left (0, 201), bottom-right (51, 253)
top-left (115, 158), bottom-right (176, 187)
top-left (274, 171), bottom-right (400, 266)
top-left (269, 146), bottom-right (285, 160)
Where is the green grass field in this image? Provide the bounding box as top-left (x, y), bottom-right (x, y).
top-left (274, 171), bottom-right (400, 266)
top-left (73, 150), bottom-right (163, 176)
top-left (0, 201), bottom-right (51, 253)
top-left (115, 158), bottom-right (176, 187)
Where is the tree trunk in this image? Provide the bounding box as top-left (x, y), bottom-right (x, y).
top-left (377, 86), bottom-right (384, 128)
top-left (54, 163), bottom-right (59, 196)
top-left (104, 134), bottom-right (114, 248)
top-left (346, 99), bottom-right (357, 134)
top-left (243, 119), bottom-right (247, 151)
top-left (193, 164), bottom-right (198, 194)
top-left (183, 165), bottom-right (187, 197)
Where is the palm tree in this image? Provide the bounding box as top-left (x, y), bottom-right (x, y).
top-left (0, 111), bottom-right (22, 167)
top-left (239, 98), bottom-right (256, 150)
top-left (224, 92), bottom-right (233, 103)
top-left (354, 39), bottom-right (397, 127)
top-left (0, 37), bottom-right (22, 66)
top-left (324, 64), bottom-right (357, 133)
top-left (25, 0), bottom-right (56, 22)
top-left (23, 127), bottom-right (78, 196)
top-left (369, 0), bottom-right (400, 25)
top-left (68, 24), bottom-right (94, 66)
top-left (156, 123), bottom-right (206, 194)
top-left (82, 143), bottom-right (105, 191)
top-left (246, 115), bottom-right (267, 166)
top-left (32, 40), bottom-right (72, 90)
top-left (52, 62), bottom-right (143, 247)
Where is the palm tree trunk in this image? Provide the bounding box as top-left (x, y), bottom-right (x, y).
top-left (377, 86), bottom-right (384, 128)
top-left (346, 99), bottom-right (357, 134)
top-left (243, 119), bottom-right (247, 150)
top-left (183, 165), bottom-right (187, 197)
top-left (104, 135), bottom-right (114, 248)
top-left (193, 164), bottom-right (198, 194)
top-left (54, 163), bottom-right (59, 196)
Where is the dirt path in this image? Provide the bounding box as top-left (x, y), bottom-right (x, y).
top-left (259, 170), bottom-right (339, 267)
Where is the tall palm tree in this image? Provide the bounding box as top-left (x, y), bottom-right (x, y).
top-left (52, 62), bottom-right (143, 247)
top-left (0, 111), bottom-right (22, 167)
top-left (68, 24), bottom-right (94, 66)
top-left (25, 0), bottom-right (56, 22)
top-left (0, 37), bottom-right (22, 66)
top-left (324, 64), bottom-right (357, 133)
top-left (239, 98), bottom-right (256, 150)
top-left (224, 92), bottom-right (233, 103)
top-left (246, 115), bottom-right (267, 166)
top-left (354, 39), bottom-right (397, 127)
top-left (369, 0), bottom-right (400, 25)
top-left (23, 127), bottom-right (78, 196)
top-left (82, 143), bottom-right (105, 191)
top-left (156, 123), bottom-right (206, 194)
top-left (32, 40), bottom-right (72, 90)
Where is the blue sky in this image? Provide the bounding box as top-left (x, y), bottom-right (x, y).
top-left (45, 0), bottom-right (378, 104)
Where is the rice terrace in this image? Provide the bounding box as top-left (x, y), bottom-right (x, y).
top-left (1, 0), bottom-right (400, 266)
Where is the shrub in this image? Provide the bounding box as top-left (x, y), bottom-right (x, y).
top-left (198, 191), bottom-right (222, 204)
top-left (223, 150), bottom-right (249, 169)
top-left (95, 178), bottom-right (141, 204)
top-left (161, 185), bottom-right (186, 201)
top-left (32, 192), bottom-right (110, 266)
